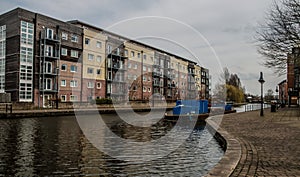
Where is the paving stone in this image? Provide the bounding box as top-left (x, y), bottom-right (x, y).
top-left (208, 107), bottom-right (300, 176)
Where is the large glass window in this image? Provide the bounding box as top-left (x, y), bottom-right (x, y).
top-left (0, 25), bottom-right (5, 92)
top-left (20, 21), bottom-right (34, 102)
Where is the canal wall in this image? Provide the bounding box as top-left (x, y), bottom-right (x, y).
top-left (204, 117), bottom-right (241, 177)
top-left (0, 106), bottom-right (174, 119)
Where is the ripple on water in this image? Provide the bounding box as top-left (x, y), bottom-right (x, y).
top-left (0, 115), bottom-right (224, 176)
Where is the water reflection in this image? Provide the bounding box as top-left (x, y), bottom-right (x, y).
top-left (0, 114), bottom-right (223, 176)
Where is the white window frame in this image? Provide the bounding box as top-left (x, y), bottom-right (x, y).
top-left (71, 50), bottom-right (78, 58)
top-left (70, 95), bottom-right (78, 101)
top-left (96, 55), bottom-right (102, 62)
top-left (87, 67), bottom-right (94, 74)
top-left (70, 65), bottom-right (77, 72)
top-left (61, 32), bottom-right (68, 40)
top-left (87, 82), bottom-right (94, 88)
top-left (97, 69), bottom-right (101, 75)
top-left (45, 45), bottom-right (53, 57)
top-left (85, 38), bottom-right (90, 45)
top-left (96, 41), bottom-right (102, 48)
top-left (61, 95), bottom-right (66, 102)
top-left (71, 34), bottom-right (78, 43)
top-left (45, 78), bottom-right (52, 90)
top-left (88, 53), bottom-right (94, 61)
top-left (45, 62), bottom-right (52, 74)
top-left (61, 48), bottom-right (67, 56)
top-left (97, 82), bottom-right (102, 89)
top-left (70, 80), bottom-right (78, 87)
top-left (61, 64), bottom-right (67, 71)
top-left (46, 28), bottom-right (53, 39)
top-left (61, 80), bottom-right (66, 87)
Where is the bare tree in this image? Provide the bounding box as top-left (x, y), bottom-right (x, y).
top-left (256, 0), bottom-right (300, 76)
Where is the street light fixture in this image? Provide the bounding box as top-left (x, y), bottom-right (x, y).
top-left (258, 72), bottom-right (265, 116)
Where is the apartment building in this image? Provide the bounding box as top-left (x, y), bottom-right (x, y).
top-left (70, 21), bottom-right (107, 101)
top-left (0, 8), bottom-right (210, 106)
top-left (0, 8), bottom-right (83, 107)
top-left (124, 41), bottom-right (154, 101)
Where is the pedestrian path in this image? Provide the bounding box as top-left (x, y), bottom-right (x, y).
top-left (208, 107), bottom-right (300, 176)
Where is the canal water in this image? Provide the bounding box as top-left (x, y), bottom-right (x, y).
top-left (0, 114), bottom-right (223, 176)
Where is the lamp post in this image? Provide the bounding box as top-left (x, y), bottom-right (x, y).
top-left (258, 72), bottom-right (265, 116)
top-left (275, 86), bottom-right (279, 109)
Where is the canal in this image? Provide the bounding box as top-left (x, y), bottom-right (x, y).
top-left (0, 113), bottom-right (224, 176)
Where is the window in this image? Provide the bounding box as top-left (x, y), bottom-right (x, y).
top-left (85, 38), bottom-right (90, 45)
top-left (45, 45), bottom-right (53, 57)
top-left (148, 67), bottom-right (151, 72)
top-left (116, 48), bottom-right (120, 55)
top-left (61, 64), bottom-right (67, 71)
top-left (71, 50), bottom-right (78, 58)
top-left (137, 53), bottom-right (141, 58)
top-left (143, 86), bottom-right (147, 92)
top-left (148, 77), bottom-right (151, 82)
top-left (71, 34), bottom-right (78, 42)
top-left (61, 32), bottom-right (68, 40)
top-left (46, 28), bottom-right (53, 39)
top-left (88, 54), bottom-right (94, 61)
top-left (148, 87), bottom-right (151, 92)
top-left (133, 75), bottom-right (137, 80)
top-left (45, 78), bottom-right (52, 90)
top-left (70, 65), bottom-right (77, 72)
top-left (131, 51), bottom-right (135, 57)
top-left (19, 21), bottom-right (34, 102)
top-left (143, 76), bottom-right (146, 81)
top-left (134, 64), bottom-right (137, 69)
top-left (61, 80), bottom-right (66, 87)
top-left (87, 82), bottom-right (94, 88)
top-left (96, 56), bottom-right (102, 62)
top-left (143, 54), bottom-right (147, 60)
top-left (128, 62), bottom-right (131, 68)
top-left (87, 67), bottom-right (94, 74)
top-left (70, 80), bottom-right (78, 87)
top-left (61, 95), bottom-right (66, 102)
top-left (96, 41), bottom-right (102, 48)
top-left (97, 82), bottom-right (102, 89)
top-left (61, 48), bottom-right (67, 56)
top-left (107, 45), bottom-right (112, 53)
top-left (124, 50), bottom-right (128, 56)
top-left (97, 69), bottom-right (101, 75)
top-left (143, 66), bottom-right (146, 71)
top-left (45, 62), bottom-right (52, 74)
top-left (70, 95), bottom-right (78, 101)
top-left (108, 71), bottom-right (112, 80)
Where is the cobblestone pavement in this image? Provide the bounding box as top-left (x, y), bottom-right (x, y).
top-left (217, 107), bottom-right (300, 176)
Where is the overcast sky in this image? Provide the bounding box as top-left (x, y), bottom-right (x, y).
top-left (0, 0), bottom-right (285, 95)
